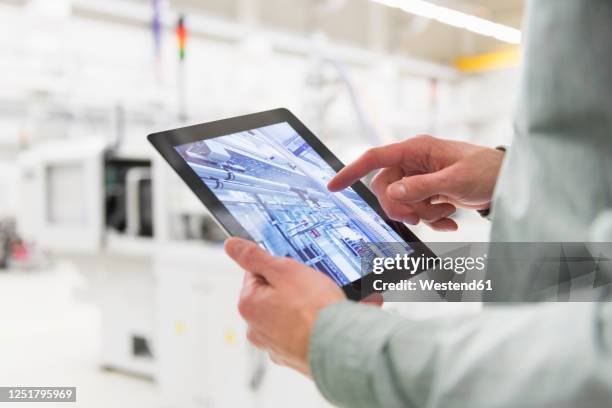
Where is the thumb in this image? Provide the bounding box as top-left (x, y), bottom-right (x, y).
top-left (387, 168), bottom-right (452, 203)
top-left (224, 237), bottom-right (283, 284)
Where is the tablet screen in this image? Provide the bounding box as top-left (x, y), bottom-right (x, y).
top-left (174, 121), bottom-right (413, 286)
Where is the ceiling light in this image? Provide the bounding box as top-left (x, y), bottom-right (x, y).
top-left (371, 0), bottom-right (522, 44)
top-left (27, 0), bottom-right (72, 20)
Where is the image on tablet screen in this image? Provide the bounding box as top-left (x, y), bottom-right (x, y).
top-left (175, 122), bottom-right (412, 286)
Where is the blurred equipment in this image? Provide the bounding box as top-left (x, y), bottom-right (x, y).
top-left (0, 217), bottom-right (50, 271)
top-left (176, 14), bottom-right (188, 121)
top-left (16, 138), bottom-right (157, 377)
top-left (154, 243), bottom-right (330, 408)
top-left (0, 218), bottom-right (15, 269)
top-left (17, 140), bottom-right (105, 253)
top-left (152, 0), bottom-right (162, 62)
top-left (105, 158), bottom-right (154, 237)
top-left (176, 14), bottom-right (187, 61)
top-left (305, 57), bottom-right (381, 145)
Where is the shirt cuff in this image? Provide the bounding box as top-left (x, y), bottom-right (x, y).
top-left (308, 300), bottom-right (406, 408)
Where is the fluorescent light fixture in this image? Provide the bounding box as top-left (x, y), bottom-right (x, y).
top-left (371, 0), bottom-right (522, 44)
top-left (27, 0), bottom-right (72, 20)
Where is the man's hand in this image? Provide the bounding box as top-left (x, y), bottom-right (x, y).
top-left (328, 135), bottom-right (505, 231)
top-left (224, 237), bottom-right (346, 377)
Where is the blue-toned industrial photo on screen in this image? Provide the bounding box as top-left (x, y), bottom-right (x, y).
top-left (175, 122), bottom-right (412, 286)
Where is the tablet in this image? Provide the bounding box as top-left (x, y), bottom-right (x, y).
top-left (148, 108), bottom-right (434, 300)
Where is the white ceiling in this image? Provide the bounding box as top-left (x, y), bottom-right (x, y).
top-left (3, 0), bottom-right (525, 64)
top-left (164, 0), bottom-right (525, 63)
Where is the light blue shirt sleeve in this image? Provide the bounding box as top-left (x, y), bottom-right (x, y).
top-left (310, 300), bottom-right (612, 408)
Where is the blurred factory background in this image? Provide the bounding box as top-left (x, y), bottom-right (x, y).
top-left (0, 0), bottom-right (523, 407)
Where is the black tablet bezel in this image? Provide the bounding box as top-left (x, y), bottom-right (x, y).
top-left (148, 108), bottom-right (435, 300)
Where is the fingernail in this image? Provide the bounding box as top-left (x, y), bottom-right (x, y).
top-left (388, 183), bottom-right (407, 200)
top-left (443, 206), bottom-right (457, 218)
top-left (431, 195), bottom-right (450, 205)
top-left (404, 217), bottom-right (419, 225)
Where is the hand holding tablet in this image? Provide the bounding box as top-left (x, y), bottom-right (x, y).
top-left (148, 108), bottom-right (434, 300)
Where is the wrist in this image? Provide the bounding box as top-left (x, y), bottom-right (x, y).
top-left (477, 145), bottom-right (507, 218)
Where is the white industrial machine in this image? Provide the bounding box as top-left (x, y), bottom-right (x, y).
top-left (17, 139), bottom-right (106, 253)
top-left (154, 242), bottom-right (330, 408)
top-left (16, 138), bottom-right (158, 379)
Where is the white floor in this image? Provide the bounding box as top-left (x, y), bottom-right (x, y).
top-left (0, 263), bottom-right (157, 408)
